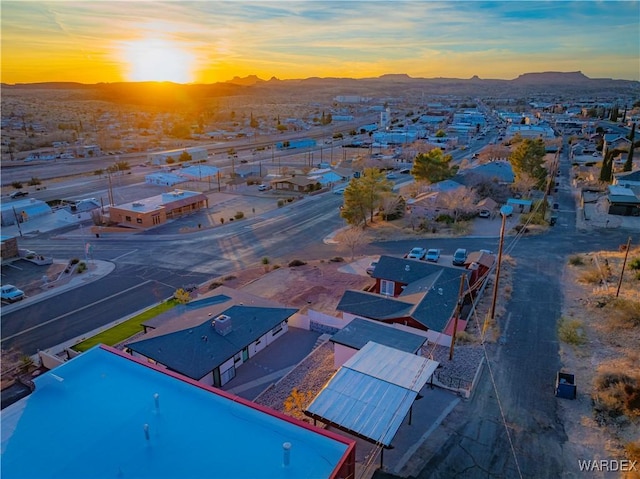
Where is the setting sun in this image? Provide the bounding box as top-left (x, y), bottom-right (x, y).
top-left (121, 36), bottom-right (195, 83)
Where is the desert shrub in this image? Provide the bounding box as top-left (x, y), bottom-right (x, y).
top-left (605, 298), bottom-right (640, 329)
top-left (455, 331), bottom-right (476, 344)
top-left (557, 317), bottom-right (587, 345)
top-left (452, 221), bottom-right (471, 235)
top-left (234, 211), bottom-right (244, 219)
top-left (578, 267), bottom-right (603, 284)
top-left (329, 256), bottom-right (344, 262)
top-left (76, 262), bottom-right (87, 273)
top-left (277, 199), bottom-right (285, 207)
top-left (568, 255), bottom-right (584, 266)
top-left (288, 259), bottom-right (306, 267)
top-left (629, 257), bottom-right (640, 270)
top-left (435, 214), bottom-right (453, 224)
top-left (208, 281), bottom-right (223, 290)
top-left (286, 197), bottom-right (293, 203)
top-left (272, 264), bottom-right (281, 270)
top-left (593, 372), bottom-right (640, 422)
top-left (262, 257), bottom-right (270, 265)
top-left (70, 258), bottom-right (80, 265)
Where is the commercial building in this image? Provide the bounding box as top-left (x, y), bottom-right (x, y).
top-left (108, 189), bottom-right (208, 229)
top-left (1, 345), bottom-right (356, 479)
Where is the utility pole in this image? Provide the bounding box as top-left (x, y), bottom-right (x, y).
top-left (616, 236), bottom-right (632, 297)
top-left (449, 274), bottom-right (466, 360)
top-left (490, 205), bottom-right (512, 320)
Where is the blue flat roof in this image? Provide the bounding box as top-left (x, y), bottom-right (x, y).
top-left (1, 346), bottom-right (353, 479)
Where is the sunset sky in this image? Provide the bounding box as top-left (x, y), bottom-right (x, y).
top-left (2, 1), bottom-right (639, 85)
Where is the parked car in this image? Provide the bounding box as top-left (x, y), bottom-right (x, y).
top-left (365, 261), bottom-right (378, 276)
top-left (257, 184), bottom-right (270, 191)
top-left (478, 209), bottom-right (491, 218)
top-left (407, 247), bottom-right (427, 260)
top-left (10, 190), bottom-right (28, 198)
top-left (333, 187), bottom-right (346, 194)
top-left (1, 284), bottom-right (25, 303)
top-left (425, 248), bottom-right (441, 262)
top-left (453, 248), bottom-right (468, 266)
top-left (386, 172), bottom-right (397, 179)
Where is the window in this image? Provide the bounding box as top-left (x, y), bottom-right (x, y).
top-left (234, 352), bottom-right (242, 363)
top-left (136, 218), bottom-right (143, 224)
top-left (380, 279), bottom-right (395, 296)
top-left (125, 215), bottom-right (132, 222)
top-left (272, 323), bottom-right (283, 335)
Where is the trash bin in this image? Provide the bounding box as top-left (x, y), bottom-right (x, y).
top-left (555, 372), bottom-right (576, 399)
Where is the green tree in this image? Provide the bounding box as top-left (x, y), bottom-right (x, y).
top-left (435, 129), bottom-right (447, 138)
top-left (509, 138), bottom-right (547, 188)
top-left (179, 151), bottom-right (192, 163)
top-left (360, 167), bottom-right (392, 223)
top-left (411, 148), bottom-right (458, 184)
top-left (623, 123), bottom-right (635, 172)
top-left (340, 179), bottom-right (368, 226)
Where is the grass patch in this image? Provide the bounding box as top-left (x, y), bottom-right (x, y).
top-left (455, 331), bottom-right (476, 344)
top-left (557, 317), bottom-right (587, 345)
top-left (72, 299), bottom-right (179, 352)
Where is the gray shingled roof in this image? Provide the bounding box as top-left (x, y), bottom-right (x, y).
top-left (330, 318), bottom-right (426, 353)
top-left (339, 256), bottom-right (471, 333)
top-left (127, 305), bottom-right (298, 379)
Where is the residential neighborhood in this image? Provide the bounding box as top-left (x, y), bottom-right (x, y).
top-left (2, 72), bottom-right (640, 479)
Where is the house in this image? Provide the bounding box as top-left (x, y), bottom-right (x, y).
top-left (0, 198), bottom-right (53, 227)
top-left (0, 235), bottom-right (19, 260)
top-left (126, 301), bottom-right (298, 387)
top-left (272, 176), bottom-right (320, 193)
top-left (475, 197), bottom-right (499, 216)
top-left (336, 256), bottom-right (471, 346)
top-left (455, 161), bottom-right (515, 186)
top-left (108, 189), bottom-right (208, 229)
top-left (602, 134), bottom-right (631, 159)
top-left (614, 170), bottom-right (640, 191)
top-left (607, 185), bottom-right (640, 216)
top-left (330, 317), bottom-right (427, 368)
top-left (464, 250), bottom-right (496, 288)
top-left (178, 164), bottom-right (220, 181)
top-left (1, 345), bottom-right (355, 479)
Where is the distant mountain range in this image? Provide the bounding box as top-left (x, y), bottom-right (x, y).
top-left (3, 72), bottom-right (638, 106)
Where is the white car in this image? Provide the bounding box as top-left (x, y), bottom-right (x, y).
top-left (333, 188), bottom-right (346, 194)
top-left (257, 184), bottom-right (270, 191)
top-left (386, 172), bottom-right (397, 179)
top-left (407, 247), bottom-right (427, 260)
top-left (365, 261), bottom-right (378, 276)
top-left (1, 284), bottom-right (25, 303)
top-left (425, 249), bottom-right (441, 262)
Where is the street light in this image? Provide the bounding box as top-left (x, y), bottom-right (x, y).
top-left (490, 205), bottom-right (513, 320)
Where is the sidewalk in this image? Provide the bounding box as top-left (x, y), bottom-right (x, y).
top-left (1, 259), bottom-right (115, 314)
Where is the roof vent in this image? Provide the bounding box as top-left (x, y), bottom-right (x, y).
top-left (405, 264), bottom-right (410, 271)
top-left (438, 288), bottom-right (443, 295)
top-left (132, 202), bottom-right (144, 207)
top-left (214, 314), bottom-right (232, 336)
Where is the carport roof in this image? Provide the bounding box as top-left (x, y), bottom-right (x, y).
top-left (305, 341), bottom-right (439, 447)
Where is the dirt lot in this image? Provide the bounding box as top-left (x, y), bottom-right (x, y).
top-left (558, 246), bottom-right (640, 475)
top-left (208, 258), bottom-right (375, 315)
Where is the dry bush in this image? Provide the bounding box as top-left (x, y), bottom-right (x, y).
top-left (625, 441), bottom-right (640, 472)
top-left (455, 331), bottom-right (476, 344)
top-left (604, 298), bottom-right (640, 330)
top-left (593, 371), bottom-right (640, 423)
top-left (578, 266), bottom-right (605, 284)
top-left (558, 317), bottom-right (587, 345)
top-left (568, 255), bottom-right (585, 266)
